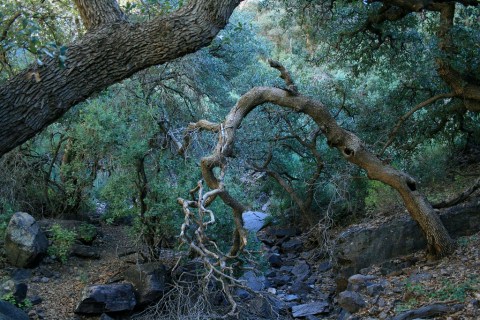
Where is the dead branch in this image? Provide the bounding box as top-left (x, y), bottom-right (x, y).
top-left (380, 92), bottom-right (455, 155)
top-left (177, 180), bottom-right (256, 318)
top-left (432, 177), bottom-right (480, 209)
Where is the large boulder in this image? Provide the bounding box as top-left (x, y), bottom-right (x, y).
top-left (75, 283), bottom-right (136, 314)
top-left (122, 262), bottom-right (170, 307)
top-left (334, 202), bottom-right (480, 287)
top-left (242, 211), bottom-right (269, 233)
top-left (4, 212), bottom-right (48, 268)
top-left (0, 301), bottom-right (29, 320)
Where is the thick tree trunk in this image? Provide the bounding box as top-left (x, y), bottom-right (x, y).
top-left (74, 0), bottom-right (126, 30)
top-left (0, 0), bottom-right (241, 157)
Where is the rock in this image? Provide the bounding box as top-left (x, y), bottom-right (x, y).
top-left (366, 283), bottom-right (384, 296)
top-left (29, 295), bottom-right (42, 305)
top-left (239, 271), bottom-right (267, 291)
top-left (4, 212), bottom-right (48, 268)
top-left (72, 245), bottom-right (101, 259)
top-left (246, 295), bottom-right (287, 318)
top-left (0, 300), bottom-right (29, 320)
top-left (0, 280), bottom-right (27, 304)
top-left (284, 294), bottom-right (299, 302)
top-left (100, 313), bottom-right (115, 320)
top-left (122, 262), bottom-right (170, 306)
top-left (408, 272), bottom-right (432, 282)
top-left (282, 239), bottom-right (303, 253)
top-left (265, 270), bottom-right (276, 278)
top-left (291, 301), bottom-right (329, 317)
top-left (348, 274), bottom-right (377, 285)
top-left (347, 274), bottom-right (376, 292)
top-left (266, 226), bottom-right (299, 238)
top-left (290, 280), bottom-right (312, 295)
top-left (292, 261), bottom-right (311, 282)
top-left (338, 291), bottom-right (366, 313)
top-left (334, 204), bottom-right (480, 283)
top-left (272, 274), bottom-right (291, 286)
top-left (242, 211), bottom-right (269, 233)
top-left (280, 265), bottom-right (293, 273)
top-left (318, 261), bottom-right (332, 272)
top-left (10, 269), bottom-right (31, 282)
top-left (268, 254), bottom-right (282, 268)
top-left (75, 283), bottom-right (136, 314)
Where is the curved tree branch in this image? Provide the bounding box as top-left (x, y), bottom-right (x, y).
top-left (197, 60), bottom-right (455, 257)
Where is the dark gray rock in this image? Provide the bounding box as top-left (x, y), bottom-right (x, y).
top-left (292, 261), bottom-right (311, 282)
top-left (272, 274), bottom-right (291, 286)
top-left (265, 270), bottom-right (276, 278)
top-left (334, 204), bottom-right (480, 287)
top-left (268, 254), bottom-right (282, 268)
top-left (347, 274), bottom-right (377, 291)
top-left (0, 300), bottom-right (29, 320)
top-left (10, 269), bottom-right (31, 282)
top-left (100, 313), bottom-right (115, 320)
top-left (318, 261), bottom-right (332, 272)
top-left (0, 280), bottom-right (27, 304)
top-left (291, 301), bottom-right (329, 317)
top-left (242, 211), bottom-right (269, 233)
top-left (338, 291), bottom-right (366, 313)
top-left (408, 272), bottom-right (432, 282)
top-left (75, 283), bottom-right (136, 314)
top-left (366, 283), bottom-right (384, 296)
top-left (122, 262), bottom-right (170, 306)
top-left (279, 265), bottom-right (293, 273)
top-left (4, 212), bottom-right (48, 268)
top-left (266, 226), bottom-right (299, 238)
top-left (239, 271), bottom-right (267, 291)
top-left (246, 295), bottom-right (288, 318)
top-left (282, 239), bottom-right (303, 253)
top-left (72, 245), bottom-right (101, 259)
top-left (289, 280), bottom-right (312, 295)
top-left (29, 295), bottom-right (42, 305)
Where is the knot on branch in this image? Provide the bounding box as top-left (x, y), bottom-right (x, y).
top-left (268, 59), bottom-right (299, 96)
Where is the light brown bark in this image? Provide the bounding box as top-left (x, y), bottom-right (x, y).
top-left (0, 0), bottom-right (241, 157)
top-left (188, 62), bottom-right (456, 257)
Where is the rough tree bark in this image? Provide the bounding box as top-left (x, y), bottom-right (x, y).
top-left (183, 61), bottom-right (456, 258)
top-left (0, 0), bottom-right (241, 157)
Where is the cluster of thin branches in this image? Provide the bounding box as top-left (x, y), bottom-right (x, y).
top-left (131, 278), bottom-right (225, 320)
top-left (175, 178), bottom-right (254, 317)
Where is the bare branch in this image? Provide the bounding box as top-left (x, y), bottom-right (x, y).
top-left (432, 177), bottom-right (480, 209)
top-left (380, 92), bottom-right (456, 155)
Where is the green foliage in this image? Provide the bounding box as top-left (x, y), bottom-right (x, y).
top-left (1, 292), bottom-right (32, 310)
top-left (399, 276), bottom-right (479, 312)
top-left (47, 224), bottom-right (77, 264)
top-left (458, 234), bottom-right (479, 247)
top-left (364, 180), bottom-right (401, 215)
top-left (77, 223), bottom-right (96, 244)
top-left (0, 204), bottom-right (14, 241)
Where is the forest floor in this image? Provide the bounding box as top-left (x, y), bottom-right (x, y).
top-left (0, 225), bottom-right (179, 320)
top-left (0, 220), bottom-right (478, 319)
top-left (349, 231), bottom-right (480, 319)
